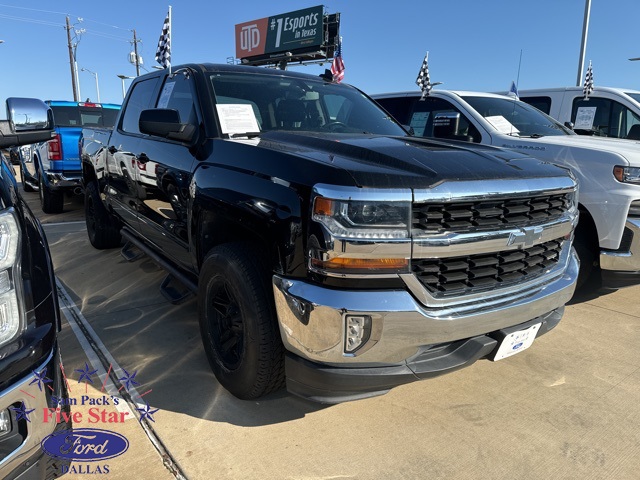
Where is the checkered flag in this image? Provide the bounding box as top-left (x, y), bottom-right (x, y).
top-left (583, 61), bottom-right (594, 100)
top-left (155, 10), bottom-right (171, 70)
top-left (416, 53), bottom-right (432, 99)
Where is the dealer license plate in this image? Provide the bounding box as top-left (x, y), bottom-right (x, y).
top-left (493, 323), bottom-right (541, 361)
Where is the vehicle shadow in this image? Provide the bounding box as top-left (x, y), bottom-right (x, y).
top-left (52, 230), bottom-right (328, 428)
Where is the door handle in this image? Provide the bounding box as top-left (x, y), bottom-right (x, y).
top-left (137, 153), bottom-right (150, 164)
top-left (108, 145), bottom-right (117, 154)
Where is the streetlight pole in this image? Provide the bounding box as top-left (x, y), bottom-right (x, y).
top-left (576, 0), bottom-right (592, 87)
top-left (81, 68), bottom-right (100, 103)
top-left (117, 74), bottom-right (134, 99)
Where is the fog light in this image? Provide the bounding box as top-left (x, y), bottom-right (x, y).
top-left (344, 315), bottom-right (371, 354)
top-left (0, 409), bottom-right (11, 436)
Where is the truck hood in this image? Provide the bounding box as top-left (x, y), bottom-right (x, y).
top-left (251, 132), bottom-right (569, 189)
top-left (497, 133), bottom-right (640, 166)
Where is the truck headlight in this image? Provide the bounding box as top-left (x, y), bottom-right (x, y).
top-left (614, 166), bottom-right (640, 184)
top-left (310, 195), bottom-right (411, 275)
top-left (0, 211), bottom-right (22, 348)
top-left (312, 197), bottom-right (410, 239)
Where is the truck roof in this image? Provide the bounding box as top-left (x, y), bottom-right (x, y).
top-left (503, 86), bottom-right (640, 96)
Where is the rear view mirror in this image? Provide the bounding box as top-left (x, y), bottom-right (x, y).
top-left (139, 108), bottom-right (196, 143)
top-left (433, 112), bottom-right (461, 138)
top-left (564, 121), bottom-right (574, 131)
top-left (0, 98), bottom-right (54, 148)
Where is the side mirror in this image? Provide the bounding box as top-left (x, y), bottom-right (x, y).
top-left (0, 97), bottom-right (54, 148)
top-left (402, 125), bottom-right (415, 136)
top-left (139, 108), bottom-right (196, 143)
top-left (564, 121), bottom-right (574, 130)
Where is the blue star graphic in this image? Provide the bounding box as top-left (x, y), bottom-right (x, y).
top-left (11, 402), bottom-right (35, 422)
top-left (29, 368), bottom-right (53, 392)
top-left (75, 362), bottom-right (98, 384)
top-left (119, 369), bottom-right (140, 391)
top-left (136, 403), bottom-right (159, 423)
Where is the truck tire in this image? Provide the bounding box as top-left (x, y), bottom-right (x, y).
top-left (20, 163), bottom-right (34, 192)
top-left (39, 174), bottom-right (64, 213)
top-left (85, 181), bottom-right (121, 249)
top-left (574, 214), bottom-right (599, 290)
top-left (198, 243), bottom-right (285, 400)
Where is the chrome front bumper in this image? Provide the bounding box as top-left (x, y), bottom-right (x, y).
top-left (600, 218), bottom-right (640, 272)
top-left (273, 247), bottom-right (578, 366)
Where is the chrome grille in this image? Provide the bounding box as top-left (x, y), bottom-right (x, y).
top-left (412, 240), bottom-right (564, 295)
top-left (413, 193), bottom-right (571, 233)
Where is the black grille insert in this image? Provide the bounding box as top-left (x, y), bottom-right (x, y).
top-left (412, 240), bottom-right (564, 296)
top-left (413, 193), bottom-right (571, 233)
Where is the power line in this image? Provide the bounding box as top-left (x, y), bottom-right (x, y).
top-left (0, 3), bottom-right (131, 31)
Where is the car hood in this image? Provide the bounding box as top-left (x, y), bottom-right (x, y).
top-left (498, 133), bottom-right (640, 164)
top-left (249, 131), bottom-right (568, 189)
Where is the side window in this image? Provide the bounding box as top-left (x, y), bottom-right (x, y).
top-left (571, 97), bottom-right (612, 137)
top-left (409, 97), bottom-right (480, 142)
top-left (157, 73), bottom-right (197, 125)
top-left (121, 78), bottom-right (158, 134)
top-left (375, 97), bottom-right (415, 124)
top-left (520, 96), bottom-right (552, 115)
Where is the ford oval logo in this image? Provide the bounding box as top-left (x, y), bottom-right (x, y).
top-left (42, 428), bottom-right (129, 461)
top-left (512, 342), bottom-right (524, 350)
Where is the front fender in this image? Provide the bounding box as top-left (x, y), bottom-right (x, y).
top-left (190, 164), bottom-right (307, 277)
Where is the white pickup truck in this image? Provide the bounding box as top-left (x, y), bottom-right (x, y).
top-left (373, 90), bottom-right (640, 290)
top-left (514, 86), bottom-right (640, 140)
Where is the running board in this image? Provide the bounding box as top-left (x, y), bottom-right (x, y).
top-left (120, 241), bottom-right (145, 262)
top-left (120, 229), bottom-right (198, 304)
top-left (160, 274), bottom-right (192, 304)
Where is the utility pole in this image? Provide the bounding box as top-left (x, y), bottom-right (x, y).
top-left (133, 29), bottom-right (141, 76)
top-left (576, 0), bottom-right (592, 87)
top-left (66, 16), bottom-right (78, 101)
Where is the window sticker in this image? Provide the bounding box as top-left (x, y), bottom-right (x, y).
top-left (574, 106), bottom-right (597, 130)
top-left (157, 82), bottom-right (176, 109)
top-left (486, 115), bottom-right (520, 135)
top-left (215, 104), bottom-right (261, 135)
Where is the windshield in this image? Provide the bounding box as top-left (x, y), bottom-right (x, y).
top-left (625, 92), bottom-right (640, 104)
top-left (209, 72), bottom-right (406, 136)
top-left (461, 95), bottom-right (573, 137)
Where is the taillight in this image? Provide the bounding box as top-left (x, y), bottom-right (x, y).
top-left (47, 134), bottom-right (62, 161)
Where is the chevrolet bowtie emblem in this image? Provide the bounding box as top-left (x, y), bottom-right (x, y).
top-left (507, 226), bottom-right (543, 248)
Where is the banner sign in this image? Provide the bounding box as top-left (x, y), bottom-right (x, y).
top-left (235, 5), bottom-right (324, 60)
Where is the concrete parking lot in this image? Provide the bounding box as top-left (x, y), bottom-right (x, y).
top-left (15, 172), bottom-right (640, 480)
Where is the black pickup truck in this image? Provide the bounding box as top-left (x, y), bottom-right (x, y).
top-left (0, 99), bottom-right (70, 478)
top-left (81, 64), bottom-right (579, 403)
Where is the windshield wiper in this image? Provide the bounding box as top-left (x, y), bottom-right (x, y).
top-left (230, 132), bottom-right (261, 139)
top-left (528, 133), bottom-right (545, 138)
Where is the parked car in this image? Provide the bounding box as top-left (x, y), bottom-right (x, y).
top-left (373, 90), bottom-right (640, 290)
top-left (7, 147), bottom-right (20, 165)
top-left (510, 86), bottom-right (640, 140)
top-left (81, 64), bottom-right (578, 404)
top-left (22, 100), bottom-right (120, 213)
top-left (0, 98), bottom-right (70, 478)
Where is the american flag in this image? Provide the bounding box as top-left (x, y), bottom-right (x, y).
top-left (416, 53), bottom-right (432, 99)
top-left (155, 10), bottom-right (171, 70)
top-left (583, 61), bottom-right (594, 99)
top-left (331, 37), bottom-right (345, 83)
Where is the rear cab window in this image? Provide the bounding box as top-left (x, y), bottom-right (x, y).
top-left (50, 103), bottom-right (120, 128)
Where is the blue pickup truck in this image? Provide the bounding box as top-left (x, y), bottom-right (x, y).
top-left (20, 100), bottom-right (120, 213)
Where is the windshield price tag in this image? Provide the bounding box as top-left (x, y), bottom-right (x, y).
top-left (215, 104), bottom-right (261, 136)
top-left (486, 115), bottom-right (520, 135)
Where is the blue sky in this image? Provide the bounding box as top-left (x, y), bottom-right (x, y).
top-left (0, 1), bottom-right (638, 113)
